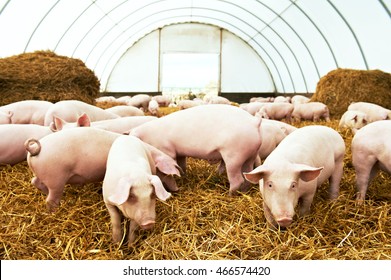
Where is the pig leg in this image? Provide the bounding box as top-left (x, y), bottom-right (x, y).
top-left (328, 159), bottom-right (344, 199)
top-left (45, 181), bottom-right (67, 212)
top-left (353, 154), bottom-right (378, 203)
top-left (128, 220), bottom-right (139, 245)
top-left (177, 156), bottom-right (187, 174)
top-left (106, 203), bottom-right (123, 243)
top-left (31, 177), bottom-right (49, 194)
top-left (298, 187), bottom-right (316, 217)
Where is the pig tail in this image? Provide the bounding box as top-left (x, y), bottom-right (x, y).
top-left (24, 138), bottom-right (41, 156)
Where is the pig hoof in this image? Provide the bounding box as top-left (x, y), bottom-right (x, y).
top-left (46, 201), bottom-right (59, 213)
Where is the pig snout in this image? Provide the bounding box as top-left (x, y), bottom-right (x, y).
top-left (276, 217), bottom-right (293, 228)
top-left (24, 138), bottom-right (41, 156)
top-left (139, 219), bottom-right (156, 230)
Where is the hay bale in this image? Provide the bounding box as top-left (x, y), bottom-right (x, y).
top-left (0, 51), bottom-right (100, 105)
top-left (311, 68), bottom-right (391, 118)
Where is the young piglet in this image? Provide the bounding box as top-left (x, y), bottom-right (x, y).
top-left (25, 128), bottom-right (121, 211)
top-left (244, 125), bottom-right (345, 228)
top-left (339, 110), bottom-right (368, 134)
top-left (0, 100), bottom-right (53, 125)
top-left (348, 102), bottom-right (390, 123)
top-left (103, 136), bottom-right (180, 244)
top-left (131, 104), bottom-right (262, 194)
top-left (292, 102), bottom-right (330, 122)
top-left (351, 120), bottom-right (391, 203)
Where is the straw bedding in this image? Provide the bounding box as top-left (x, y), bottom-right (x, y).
top-left (311, 68), bottom-right (391, 118)
top-left (0, 51), bottom-right (100, 105)
top-left (0, 118), bottom-right (390, 260)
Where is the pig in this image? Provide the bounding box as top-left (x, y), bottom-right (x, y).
top-left (291, 95), bottom-right (310, 105)
top-left (262, 119), bottom-right (297, 135)
top-left (131, 104), bottom-right (263, 194)
top-left (244, 125), bottom-right (345, 228)
top-left (204, 95), bottom-right (231, 105)
top-left (148, 99), bottom-right (159, 116)
top-left (152, 95), bottom-right (171, 107)
top-left (257, 122), bottom-right (288, 163)
top-left (274, 96), bottom-right (290, 103)
top-left (0, 111), bottom-right (12, 124)
top-left (240, 102), bottom-right (267, 116)
top-left (292, 102), bottom-right (330, 122)
top-left (348, 102), bottom-right (390, 123)
top-left (177, 99), bottom-right (205, 110)
top-left (103, 135), bottom-right (180, 244)
top-left (43, 100), bottom-right (119, 126)
top-left (339, 110), bottom-right (368, 133)
top-left (105, 105), bottom-right (144, 117)
top-left (351, 120), bottom-right (391, 203)
top-left (25, 128), bottom-right (121, 211)
top-left (0, 100), bottom-right (53, 125)
top-left (126, 94), bottom-right (152, 111)
top-left (256, 103), bottom-right (294, 121)
top-left (0, 124), bottom-right (53, 165)
top-left (49, 113), bottom-right (157, 134)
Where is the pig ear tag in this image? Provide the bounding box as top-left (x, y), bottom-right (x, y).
top-left (108, 177), bottom-right (133, 206)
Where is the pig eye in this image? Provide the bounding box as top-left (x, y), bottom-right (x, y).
top-left (291, 182), bottom-right (297, 189)
top-left (267, 182), bottom-right (273, 188)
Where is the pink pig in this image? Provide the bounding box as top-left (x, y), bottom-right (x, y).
top-left (0, 100), bottom-right (53, 125)
top-left (0, 111), bottom-right (12, 124)
top-left (25, 128), bottom-right (121, 211)
top-left (0, 124), bottom-right (53, 165)
top-left (351, 120), bottom-right (391, 203)
top-left (43, 100), bottom-right (119, 126)
top-left (292, 102), bottom-right (330, 122)
top-left (131, 104), bottom-right (263, 194)
top-left (50, 113), bottom-right (157, 134)
top-left (348, 102), bottom-right (390, 123)
top-left (257, 103), bottom-right (294, 121)
top-left (105, 105), bottom-right (144, 117)
top-left (103, 135), bottom-right (180, 244)
top-left (244, 125), bottom-right (345, 228)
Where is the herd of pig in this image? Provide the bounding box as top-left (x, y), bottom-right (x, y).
top-left (1, 97), bottom-right (390, 245)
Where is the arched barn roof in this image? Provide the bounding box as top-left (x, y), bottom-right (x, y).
top-left (0, 0), bottom-right (390, 94)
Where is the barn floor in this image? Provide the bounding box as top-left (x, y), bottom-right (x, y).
top-left (0, 119), bottom-right (390, 260)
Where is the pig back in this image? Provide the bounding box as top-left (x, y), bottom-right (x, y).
top-left (266, 125), bottom-right (345, 184)
top-left (131, 104), bottom-right (262, 159)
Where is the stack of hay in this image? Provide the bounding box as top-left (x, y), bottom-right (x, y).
top-left (0, 51), bottom-right (100, 105)
top-left (311, 68), bottom-right (391, 118)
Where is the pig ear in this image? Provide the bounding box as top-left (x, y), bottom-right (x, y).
top-left (155, 157), bottom-right (182, 177)
top-left (243, 165), bottom-right (269, 184)
top-left (76, 113), bottom-right (91, 127)
top-left (149, 175), bottom-right (171, 201)
top-left (50, 116), bottom-right (66, 132)
top-left (108, 177), bottom-right (133, 206)
top-left (294, 164), bottom-right (323, 182)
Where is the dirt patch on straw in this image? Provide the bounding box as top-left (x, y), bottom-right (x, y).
top-left (0, 119), bottom-right (390, 260)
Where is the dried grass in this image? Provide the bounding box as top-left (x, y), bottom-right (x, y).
top-left (0, 51), bottom-right (100, 105)
top-left (311, 68), bottom-right (391, 118)
top-left (0, 119), bottom-right (390, 260)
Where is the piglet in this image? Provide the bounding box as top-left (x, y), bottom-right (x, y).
top-left (103, 135), bottom-right (180, 244)
top-left (257, 103), bottom-right (294, 121)
top-left (25, 128), bottom-right (121, 211)
top-left (244, 125), bottom-right (345, 228)
top-left (0, 124), bottom-right (53, 165)
top-left (131, 104), bottom-right (262, 194)
top-left (43, 100), bottom-right (119, 126)
top-left (292, 102), bottom-right (330, 122)
top-left (0, 100), bottom-right (53, 125)
top-left (339, 110), bottom-right (368, 133)
top-left (105, 105), bottom-right (144, 117)
top-left (348, 102), bottom-right (390, 123)
top-left (351, 120), bottom-right (391, 203)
